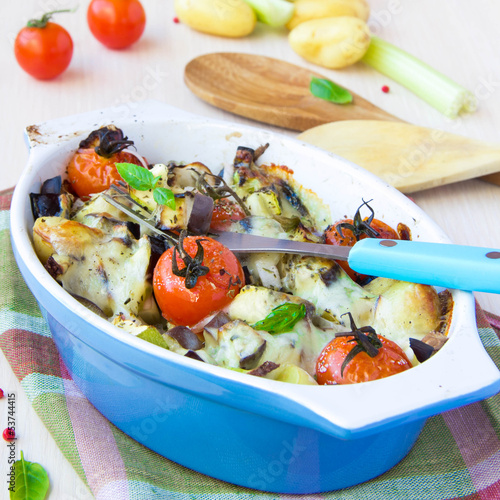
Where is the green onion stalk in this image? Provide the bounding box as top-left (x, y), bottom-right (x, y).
top-left (361, 35), bottom-right (477, 119)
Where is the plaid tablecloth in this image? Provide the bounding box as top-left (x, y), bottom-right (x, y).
top-left (2, 188), bottom-right (500, 500)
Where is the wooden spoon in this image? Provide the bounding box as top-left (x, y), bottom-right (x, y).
top-left (184, 52), bottom-right (500, 192)
top-left (184, 52), bottom-right (402, 130)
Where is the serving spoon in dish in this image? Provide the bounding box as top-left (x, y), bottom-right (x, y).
top-left (103, 190), bottom-right (500, 294)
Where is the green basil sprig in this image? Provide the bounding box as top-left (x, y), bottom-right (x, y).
top-left (253, 302), bottom-right (307, 334)
top-left (116, 162), bottom-right (176, 210)
top-left (310, 76), bottom-right (353, 104)
top-left (10, 450), bottom-right (49, 500)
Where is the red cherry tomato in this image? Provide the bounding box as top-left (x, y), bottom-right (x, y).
top-left (210, 198), bottom-right (247, 232)
top-left (325, 200), bottom-right (399, 283)
top-left (325, 218), bottom-right (398, 247)
top-left (67, 149), bottom-right (143, 199)
top-left (316, 334), bottom-right (412, 385)
top-left (153, 237), bottom-right (245, 329)
top-left (14, 11), bottom-right (73, 80)
top-left (67, 126), bottom-right (145, 199)
top-left (87, 0), bottom-right (146, 49)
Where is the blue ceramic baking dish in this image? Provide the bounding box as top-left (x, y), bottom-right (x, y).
top-left (10, 101), bottom-right (500, 494)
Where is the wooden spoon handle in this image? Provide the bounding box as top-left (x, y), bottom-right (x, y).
top-left (184, 52), bottom-right (403, 131)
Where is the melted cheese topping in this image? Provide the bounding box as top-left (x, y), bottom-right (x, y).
top-left (33, 216), bottom-right (151, 317)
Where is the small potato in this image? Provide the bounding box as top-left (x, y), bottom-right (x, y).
top-left (287, 0), bottom-right (370, 30)
top-left (288, 16), bottom-right (371, 69)
top-left (174, 0), bottom-right (256, 38)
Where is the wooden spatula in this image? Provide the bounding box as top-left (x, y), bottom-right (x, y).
top-left (298, 121), bottom-right (500, 192)
top-left (184, 52), bottom-right (500, 192)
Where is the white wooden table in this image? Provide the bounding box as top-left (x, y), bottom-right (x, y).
top-left (1, 1), bottom-right (499, 497)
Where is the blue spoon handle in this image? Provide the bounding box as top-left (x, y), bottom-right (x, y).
top-left (349, 239), bottom-right (500, 293)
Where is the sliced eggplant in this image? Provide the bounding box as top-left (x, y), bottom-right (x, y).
top-left (41, 176), bottom-right (62, 194)
top-left (239, 340), bottom-right (267, 370)
top-left (168, 325), bottom-right (204, 351)
top-left (30, 193), bottom-right (72, 219)
top-left (204, 320), bottom-right (267, 370)
top-left (168, 162), bottom-right (213, 189)
top-left (187, 193), bottom-right (214, 235)
top-left (204, 312), bottom-right (231, 341)
top-left (234, 146), bottom-right (255, 168)
top-left (185, 350), bottom-right (205, 362)
top-left (248, 360), bottom-right (279, 377)
top-left (278, 182), bottom-right (310, 217)
top-left (409, 338), bottom-right (435, 363)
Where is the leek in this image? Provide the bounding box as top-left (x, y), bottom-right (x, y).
top-left (243, 0), bottom-right (295, 27)
top-left (361, 35), bottom-right (477, 119)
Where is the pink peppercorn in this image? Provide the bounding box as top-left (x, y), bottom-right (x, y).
top-left (3, 428), bottom-right (15, 442)
top-left (173, 17), bottom-right (180, 23)
top-left (381, 85), bottom-right (390, 93)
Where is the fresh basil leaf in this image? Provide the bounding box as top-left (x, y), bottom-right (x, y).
top-left (116, 162), bottom-right (155, 191)
top-left (153, 187), bottom-right (176, 210)
top-left (253, 303), bottom-right (307, 334)
top-left (310, 76), bottom-right (353, 104)
top-left (151, 175), bottom-right (161, 189)
top-left (10, 450), bottom-right (49, 500)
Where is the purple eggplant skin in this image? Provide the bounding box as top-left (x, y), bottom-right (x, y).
top-left (239, 340), bottom-right (267, 370)
top-left (234, 146), bottom-right (255, 169)
top-left (185, 350), bottom-right (205, 362)
top-left (30, 176), bottom-right (71, 219)
top-left (410, 338), bottom-right (435, 363)
top-left (41, 176), bottom-right (62, 194)
top-left (203, 312), bottom-right (232, 341)
top-left (187, 193), bottom-right (214, 236)
top-left (168, 325), bottom-right (204, 351)
top-left (30, 193), bottom-right (67, 219)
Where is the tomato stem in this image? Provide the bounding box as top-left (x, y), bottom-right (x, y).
top-left (336, 312), bottom-right (382, 377)
top-left (196, 172), bottom-right (251, 217)
top-left (336, 199), bottom-right (380, 241)
top-left (171, 231), bottom-right (210, 289)
top-left (27, 8), bottom-right (76, 28)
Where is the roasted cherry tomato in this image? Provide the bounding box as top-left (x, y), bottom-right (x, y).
top-left (67, 126), bottom-right (144, 199)
top-left (316, 333), bottom-right (412, 385)
top-left (14, 10), bottom-right (73, 80)
top-left (210, 198), bottom-right (247, 232)
top-left (87, 0), bottom-right (146, 49)
top-left (153, 236), bottom-right (245, 329)
top-left (324, 200), bottom-right (399, 283)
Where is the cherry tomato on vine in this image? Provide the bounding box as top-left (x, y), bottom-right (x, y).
top-left (324, 200), bottom-right (399, 283)
top-left (325, 219), bottom-right (398, 247)
top-left (316, 333), bottom-right (412, 385)
top-left (87, 0), bottom-right (146, 49)
top-left (67, 126), bottom-right (144, 199)
top-left (153, 236), bottom-right (245, 329)
top-left (14, 10), bottom-right (73, 80)
top-left (210, 198), bottom-right (247, 232)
